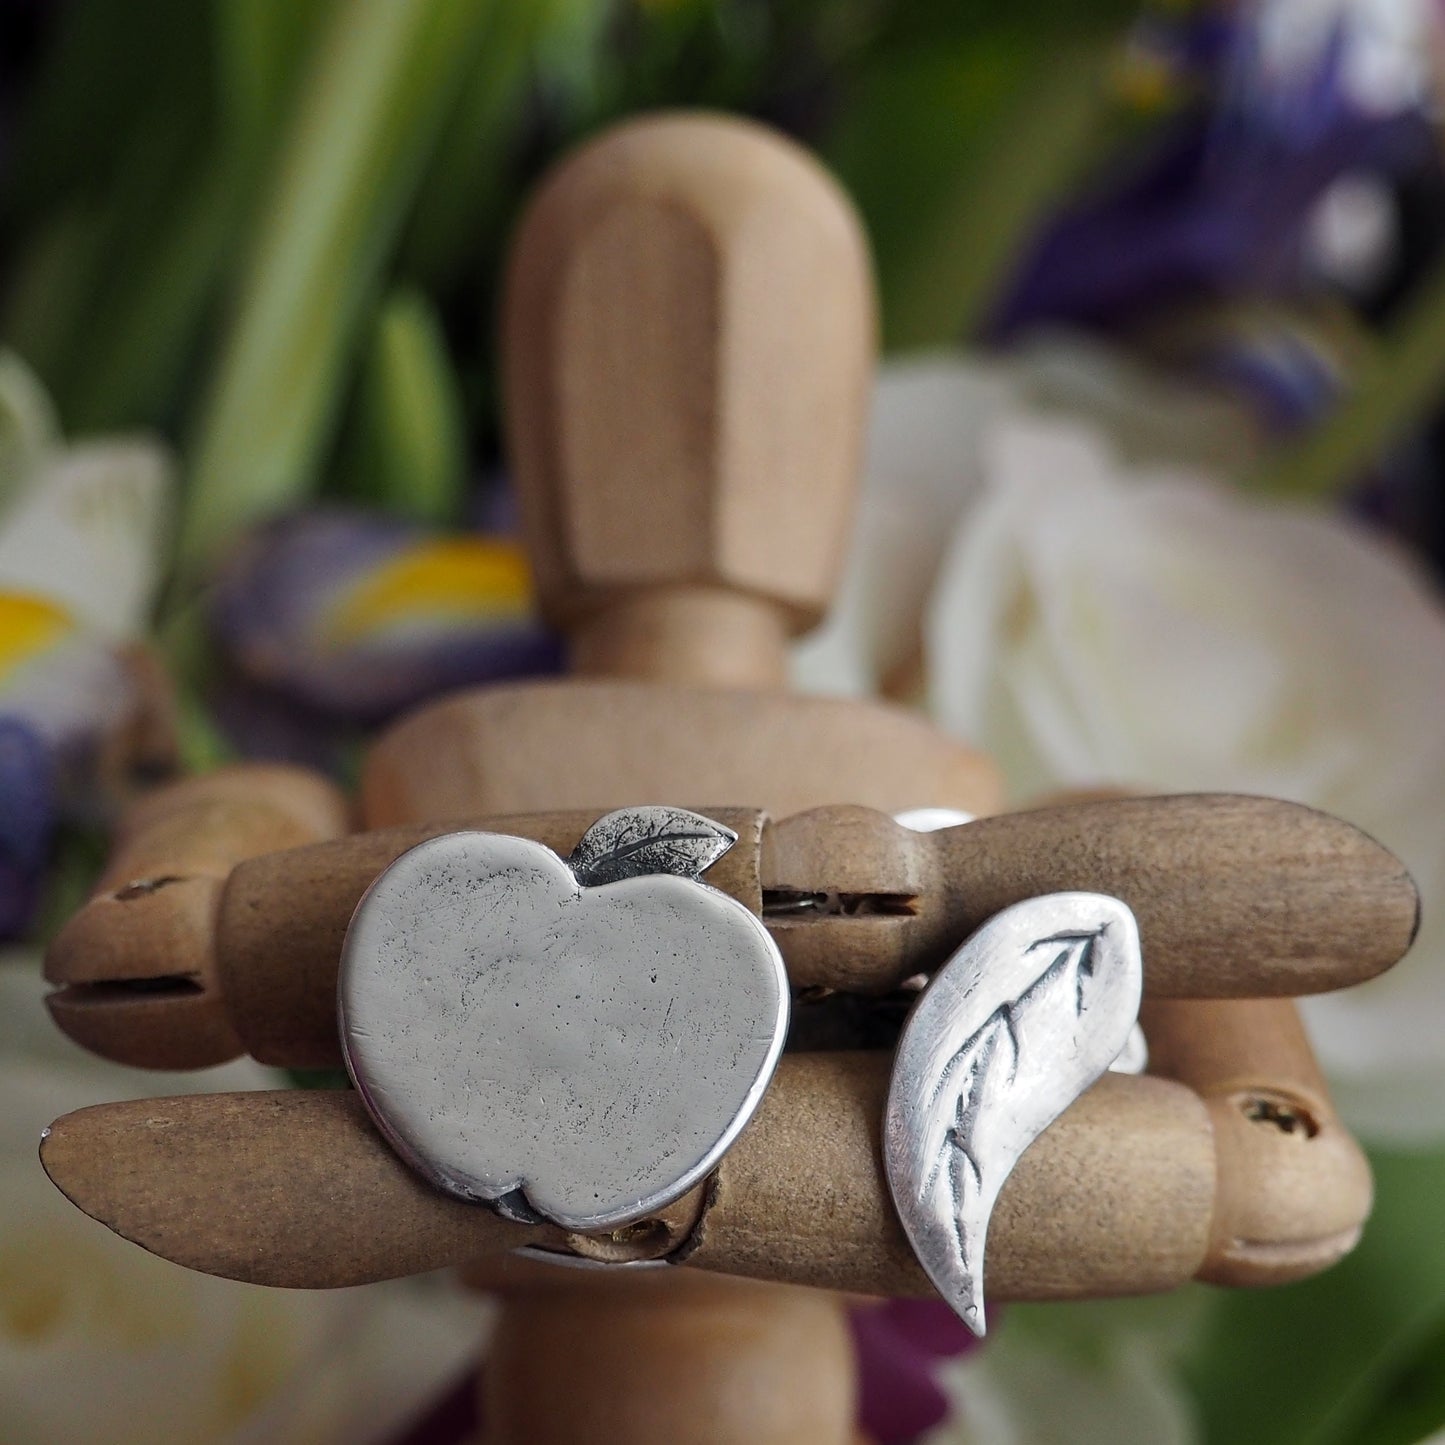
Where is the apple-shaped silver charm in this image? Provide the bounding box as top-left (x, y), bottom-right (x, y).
top-left (339, 806), bottom-right (789, 1233)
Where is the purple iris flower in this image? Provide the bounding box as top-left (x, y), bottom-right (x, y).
top-left (850, 1297), bottom-right (981, 1444)
top-left (990, 13), bottom-right (1436, 340)
top-left (0, 716), bottom-right (55, 938)
top-left (209, 508), bottom-right (563, 727)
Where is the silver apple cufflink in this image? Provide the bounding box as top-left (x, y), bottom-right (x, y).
top-left (884, 892), bottom-right (1143, 1336)
top-left (338, 806), bottom-right (789, 1234)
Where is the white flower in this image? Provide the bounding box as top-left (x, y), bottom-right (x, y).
top-left (0, 350), bottom-right (58, 504)
top-left (0, 957), bottom-right (490, 1443)
top-left (923, 1297), bottom-right (1202, 1445)
top-left (0, 350), bottom-right (173, 753)
top-left (799, 351), bottom-right (1445, 1143)
top-left (1250, 0), bottom-right (1439, 117)
top-left (0, 439), bottom-right (172, 642)
top-left (794, 342), bottom-right (1258, 701)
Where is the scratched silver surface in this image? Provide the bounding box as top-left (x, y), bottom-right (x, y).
top-left (339, 817), bottom-right (789, 1234)
top-left (884, 892), bottom-right (1142, 1335)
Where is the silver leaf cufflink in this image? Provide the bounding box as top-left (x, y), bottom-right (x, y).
top-left (883, 892), bottom-right (1143, 1335)
top-left (338, 806), bottom-right (789, 1233)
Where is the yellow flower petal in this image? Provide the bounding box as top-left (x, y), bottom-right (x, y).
top-left (323, 537), bottom-right (534, 647)
top-left (0, 593), bottom-right (73, 685)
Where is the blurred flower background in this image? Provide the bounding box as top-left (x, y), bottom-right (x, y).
top-left (3, 0), bottom-right (1445, 1440)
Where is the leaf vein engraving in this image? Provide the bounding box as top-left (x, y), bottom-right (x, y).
top-left (924, 927), bottom-right (1112, 1271)
top-left (569, 808), bottom-right (737, 886)
top-left (887, 898), bottom-right (1140, 1337)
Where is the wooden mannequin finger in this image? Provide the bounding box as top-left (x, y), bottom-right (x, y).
top-left (44, 764), bottom-right (350, 1069)
top-left (908, 795), bottom-right (1416, 995)
top-left (102, 763), bottom-right (352, 877)
top-left (695, 1055), bottom-right (1215, 1301)
top-left (41, 1090), bottom-right (553, 1286)
top-left (1141, 997), bottom-right (1372, 1286)
top-left (771, 795), bottom-right (1418, 997)
top-left (40, 1057), bottom-right (1216, 1298)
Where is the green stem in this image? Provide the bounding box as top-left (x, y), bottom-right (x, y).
top-left (340, 287), bottom-right (466, 524)
top-left (178, 0), bottom-right (499, 576)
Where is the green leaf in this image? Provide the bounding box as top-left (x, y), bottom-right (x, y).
top-left (177, 0), bottom-right (505, 576)
top-left (825, 35), bottom-right (1118, 350)
top-left (56, 0), bottom-right (335, 432)
top-left (0, 203), bottom-right (112, 400)
top-left (60, 165), bottom-right (243, 432)
top-left (155, 598), bottom-right (236, 775)
top-left (1341, 1310), bottom-right (1445, 1445)
top-left (1183, 1147), bottom-right (1445, 1445)
top-left (28, 825), bottom-right (109, 950)
top-left (285, 1068), bottom-right (352, 1090)
top-left (212, 0), bottom-right (336, 150)
top-left (3, 0), bottom-right (208, 220)
top-left (340, 288), bottom-right (466, 524)
top-left (1, 0), bottom-right (217, 419)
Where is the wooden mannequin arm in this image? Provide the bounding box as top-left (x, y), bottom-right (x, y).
top-left (39, 1043), bottom-right (1364, 1298)
top-left (40, 1060), bottom-right (1207, 1294)
top-left (44, 793), bottom-right (1417, 1070)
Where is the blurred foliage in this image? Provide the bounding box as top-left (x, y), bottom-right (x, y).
top-left (0, 0), bottom-right (1147, 577)
top-left (7, 0), bottom-right (1445, 548)
top-left (830, 38), bottom-right (1114, 349)
top-left (825, 0), bottom-right (1142, 347)
top-left (5, 4), bottom-right (1445, 1443)
top-left (1185, 1149), bottom-right (1445, 1445)
top-left (337, 287), bottom-right (468, 525)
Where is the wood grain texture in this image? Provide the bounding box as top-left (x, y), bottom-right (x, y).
top-left (197, 793), bottom-right (1419, 1068)
top-left (568, 588), bottom-right (794, 691)
top-left (41, 1091), bottom-right (550, 1287)
top-left (360, 681), bottom-right (1002, 827)
top-left (768, 795), bottom-right (1418, 997)
top-left (484, 1273), bottom-right (856, 1445)
top-left (935, 794), bottom-right (1417, 997)
top-left (39, 1055), bottom-right (1214, 1298)
top-left (693, 1055), bottom-right (1214, 1301)
top-left (488, 113), bottom-right (880, 1440)
top-left (98, 765), bottom-right (351, 880)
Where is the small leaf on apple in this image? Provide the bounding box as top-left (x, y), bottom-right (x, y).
top-left (570, 806), bottom-right (737, 887)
